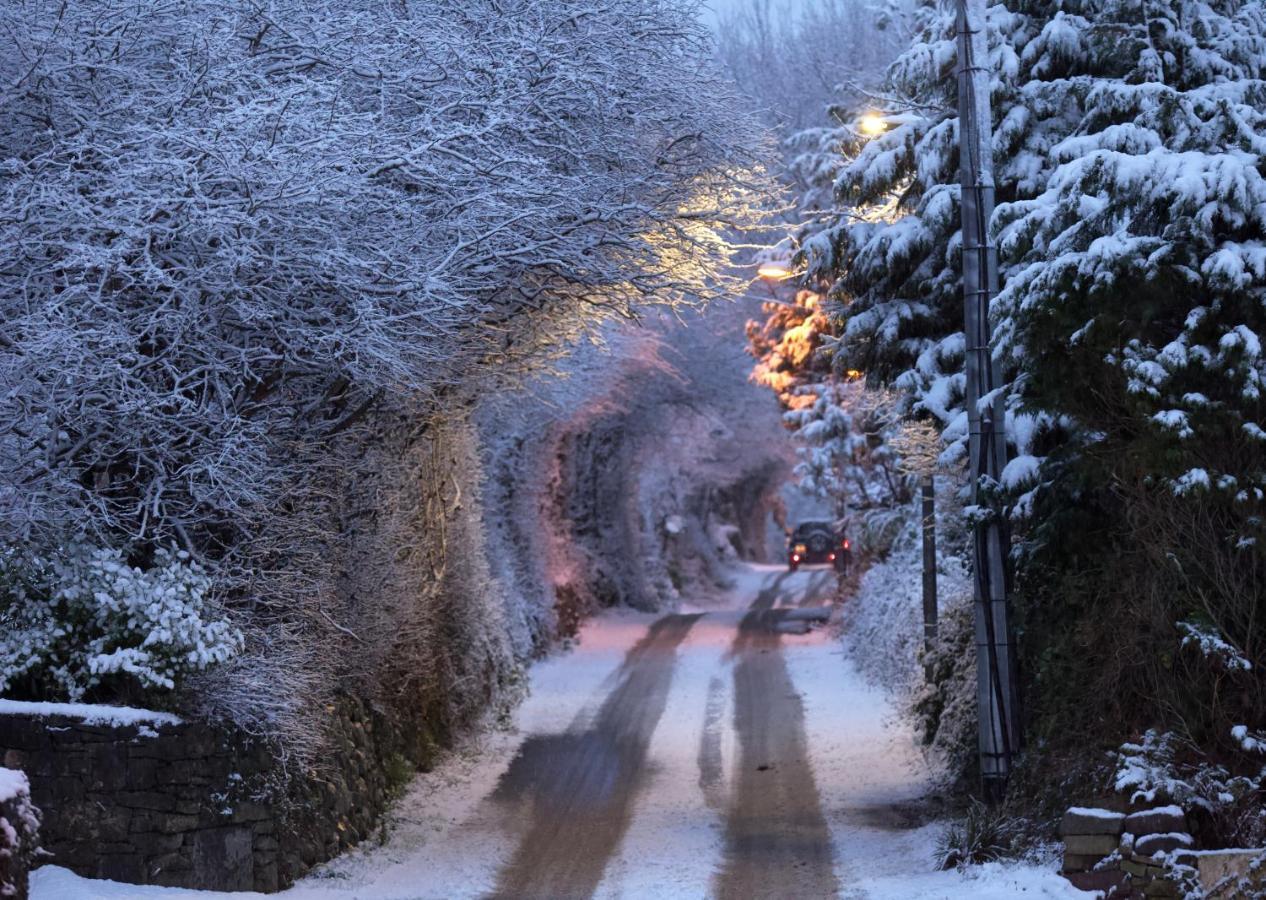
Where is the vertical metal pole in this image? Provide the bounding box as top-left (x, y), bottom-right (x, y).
top-left (956, 0), bottom-right (1020, 802)
top-left (921, 475), bottom-right (938, 680)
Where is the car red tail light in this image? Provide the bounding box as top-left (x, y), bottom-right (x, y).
top-left (841, 539), bottom-right (850, 550)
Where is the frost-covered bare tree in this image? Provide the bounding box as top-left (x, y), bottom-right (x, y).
top-left (0, 0), bottom-right (771, 738)
top-left (0, 0), bottom-right (764, 563)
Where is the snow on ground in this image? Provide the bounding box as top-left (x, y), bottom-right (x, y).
top-left (0, 699), bottom-right (182, 726)
top-left (590, 615), bottom-right (731, 899)
top-left (31, 564), bottom-right (1091, 900)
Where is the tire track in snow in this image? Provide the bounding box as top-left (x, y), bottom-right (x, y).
top-left (485, 612), bottom-right (701, 900)
top-left (698, 675), bottom-right (727, 811)
top-left (714, 597), bottom-right (840, 900)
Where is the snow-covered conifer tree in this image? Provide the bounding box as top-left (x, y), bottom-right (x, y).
top-left (797, 0), bottom-right (1266, 764)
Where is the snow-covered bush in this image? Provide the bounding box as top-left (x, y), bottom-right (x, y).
top-left (1116, 729), bottom-right (1266, 848)
top-left (0, 545), bottom-right (241, 702)
top-left (0, 768), bottom-right (40, 900)
top-left (843, 496), bottom-right (977, 777)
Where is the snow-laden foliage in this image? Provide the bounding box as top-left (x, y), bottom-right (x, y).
top-left (795, 0), bottom-right (1266, 477)
top-left (1178, 620), bottom-right (1253, 673)
top-left (785, 379), bottom-right (911, 544)
top-left (842, 500), bottom-right (976, 780)
top-left (1114, 730), bottom-right (1264, 848)
top-left (0, 545), bottom-right (241, 701)
top-left (1116, 731), bottom-right (1201, 806)
top-left (791, 0), bottom-right (1266, 773)
top-left (0, 767), bottom-right (40, 900)
top-left (0, 0), bottom-right (764, 567)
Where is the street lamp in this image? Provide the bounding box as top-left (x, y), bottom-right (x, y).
top-left (757, 261), bottom-right (793, 280)
top-left (858, 113), bottom-right (887, 137)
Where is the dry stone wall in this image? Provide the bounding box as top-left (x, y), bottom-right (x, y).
top-left (1060, 803), bottom-right (1266, 898)
top-left (0, 696), bottom-right (433, 892)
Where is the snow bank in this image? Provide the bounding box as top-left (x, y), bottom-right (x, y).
top-left (850, 859), bottom-right (1094, 899)
top-left (0, 699), bottom-right (181, 727)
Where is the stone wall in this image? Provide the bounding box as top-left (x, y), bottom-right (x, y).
top-left (1061, 804), bottom-right (1266, 898)
top-left (0, 696), bottom-right (437, 892)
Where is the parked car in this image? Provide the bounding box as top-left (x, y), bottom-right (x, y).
top-left (787, 520), bottom-right (850, 573)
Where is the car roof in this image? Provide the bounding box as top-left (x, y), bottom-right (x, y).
top-left (794, 520), bottom-right (834, 530)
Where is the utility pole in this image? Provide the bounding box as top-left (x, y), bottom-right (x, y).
top-left (955, 0), bottom-right (1021, 801)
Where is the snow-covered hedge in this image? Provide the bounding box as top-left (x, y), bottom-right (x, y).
top-left (0, 546), bottom-right (241, 702)
top-left (842, 501), bottom-right (977, 779)
top-left (0, 767), bottom-right (39, 900)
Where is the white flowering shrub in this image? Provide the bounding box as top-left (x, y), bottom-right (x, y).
top-left (0, 545), bottom-right (242, 702)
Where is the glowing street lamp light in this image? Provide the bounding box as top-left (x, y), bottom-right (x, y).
top-left (757, 261), bottom-right (793, 280)
top-left (858, 113), bottom-right (887, 137)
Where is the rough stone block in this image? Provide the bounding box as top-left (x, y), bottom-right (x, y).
top-left (87, 745), bottom-right (129, 792)
top-left (1064, 869), bottom-right (1131, 894)
top-left (96, 853), bottom-right (145, 884)
top-left (1064, 833), bottom-right (1119, 856)
top-left (1142, 877), bottom-right (1180, 898)
top-left (118, 791), bottom-right (177, 813)
top-left (95, 808), bottom-right (132, 843)
top-left (1124, 805), bottom-right (1186, 837)
top-left (58, 753), bottom-right (92, 776)
top-left (1197, 849), bottom-right (1266, 897)
top-left (1122, 857), bottom-right (1162, 878)
top-left (139, 832), bottom-right (186, 854)
top-left (1134, 832), bottom-right (1193, 857)
top-left (1062, 852), bottom-right (1099, 873)
top-left (127, 757), bottom-right (159, 791)
top-left (156, 813), bottom-right (204, 835)
top-left (253, 858), bottom-right (280, 894)
top-left (47, 775), bottom-right (87, 804)
top-left (147, 851), bottom-right (195, 887)
top-left (1062, 807), bottom-right (1126, 837)
top-left (191, 825), bottom-right (254, 891)
top-left (231, 801), bottom-right (271, 824)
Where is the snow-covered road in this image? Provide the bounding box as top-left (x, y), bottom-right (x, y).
top-left (34, 564), bottom-right (1091, 900)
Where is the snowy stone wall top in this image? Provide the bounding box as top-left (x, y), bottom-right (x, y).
top-left (0, 700), bottom-right (181, 727)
